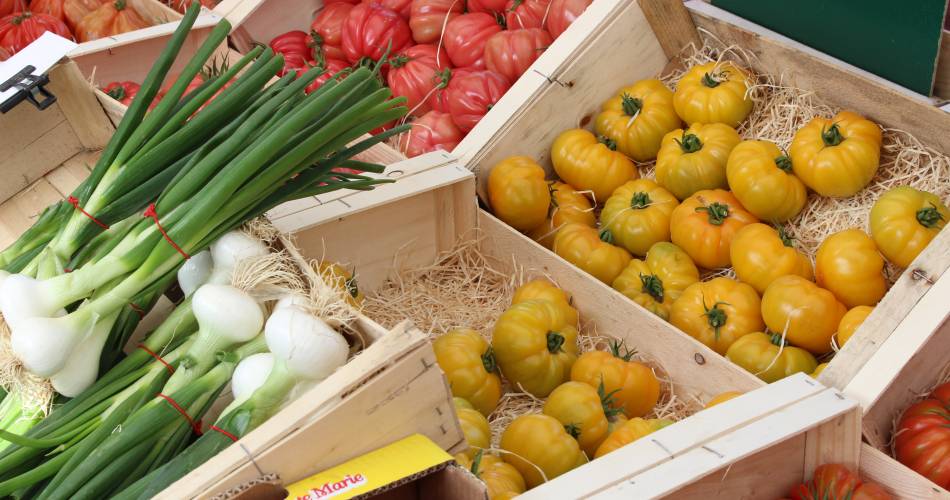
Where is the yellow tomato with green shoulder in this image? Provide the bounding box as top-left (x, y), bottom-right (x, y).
top-left (611, 242), bottom-right (699, 320)
top-left (761, 275), bottom-right (846, 354)
top-left (528, 181), bottom-right (596, 249)
top-left (670, 277), bottom-right (764, 355)
top-left (726, 140), bottom-right (807, 222)
top-left (815, 229), bottom-right (886, 308)
top-left (570, 341), bottom-right (660, 418)
top-left (704, 391), bottom-right (743, 409)
top-left (434, 329), bottom-right (502, 416)
top-left (870, 186), bottom-right (949, 268)
top-left (655, 123), bottom-right (741, 201)
top-left (500, 414), bottom-right (587, 487)
top-left (512, 279), bottom-right (578, 327)
top-left (670, 189), bottom-right (758, 269)
top-left (594, 417), bottom-right (673, 458)
top-left (673, 62), bottom-right (753, 127)
top-left (725, 331), bottom-right (818, 383)
top-left (456, 452), bottom-right (526, 500)
top-left (599, 179), bottom-right (678, 257)
top-left (594, 79), bottom-right (681, 162)
top-left (552, 129), bottom-right (638, 203)
top-left (554, 223), bottom-right (632, 284)
top-left (730, 223), bottom-right (814, 295)
top-left (836, 305), bottom-right (873, 348)
top-left (454, 398), bottom-right (491, 456)
top-left (543, 381), bottom-right (626, 458)
top-left (488, 156), bottom-right (550, 232)
top-left (789, 111), bottom-right (882, 197)
top-left (491, 300), bottom-right (578, 397)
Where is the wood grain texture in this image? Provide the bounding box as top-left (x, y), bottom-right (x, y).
top-left (860, 444), bottom-right (950, 499)
top-left (639, 0), bottom-right (703, 58)
top-left (936, 31), bottom-right (950, 99)
top-left (46, 63), bottom-right (114, 150)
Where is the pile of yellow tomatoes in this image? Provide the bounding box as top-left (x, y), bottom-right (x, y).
top-left (487, 61), bottom-right (949, 384)
top-left (433, 280), bottom-right (670, 498)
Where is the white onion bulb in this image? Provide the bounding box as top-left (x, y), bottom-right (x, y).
top-left (178, 250), bottom-right (213, 297)
top-left (264, 306), bottom-right (348, 381)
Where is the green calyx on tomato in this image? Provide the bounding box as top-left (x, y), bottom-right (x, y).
top-left (389, 54), bottom-right (411, 69)
top-left (507, 0), bottom-right (524, 10)
top-left (768, 332), bottom-right (786, 347)
top-left (546, 331), bottom-right (566, 353)
top-left (470, 449), bottom-right (485, 477)
top-left (115, 0), bottom-right (127, 10)
top-left (695, 202), bottom-right (730, 226)
top-left (435, 68), bottom-right (452, 89)
top-left (482, 346), bottom-right (498, 373)
top-left (630, 191), bottom-right (651, 209)
top-left (106, 86), bottom-right (127, 100)
top-left (674, 133), bottom-right (703, 154)
top-left (776, 225), bottom-right (795, 248)
top-left (639, 273), bottom-right (664, 302)
top-left (12, 12), bottom-right (30, 24)
top-left (774, 155), bottom-right (793, 172)
top-left (564, 423), bottom-right (581, 438)
top-left (821, 123), bottom-right (845, 147)
top-left (608, 339), bottom-right (636, 362)
top-left (598, 134), bottom-right (618, 151)
top-left (703, 300), bottom-right (729, 340)
top-left (597, 379), bottom-right (625, 418)
top-left (620, 93), bottom-right (642, 117)
top-left (701, 71), bottom-right (725, 88)
top-left (917, 203), bottom-right (946, 228)
top-left (599, 228), bottom-right (616, 244)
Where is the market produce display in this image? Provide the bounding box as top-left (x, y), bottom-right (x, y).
top-left (788, 464), bottom-right (893, 500)
top-left (894, 382), bottom-right (950, 489)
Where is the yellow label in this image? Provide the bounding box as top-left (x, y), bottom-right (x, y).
top-left (285, 434), bottom-right (452, 500)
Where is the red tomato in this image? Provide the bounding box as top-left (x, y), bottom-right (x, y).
top-left (408, 0), bottom-right (462, 43)
top-left (442, 12), bottom-right (502, 68)
top-left (397, 110), bottom-right (463, 157)
top-left (789, 464), bottom-right (892, 500)
top-left (504, 0), bottom-right (550, 30)
top-left (0, 10), bottom-right (72, 54)
top-left (484, 28), bottom-right (551, 83)
top-left (544, 0), bottom-right (590, 38)
top-left (387, 44), bottom-right (450, 116)
top-left (895, 382), bottom-right (950, 488)
top-left (446, 68), bottom-right (509, 132)
top-left (296, 58), bottom-right (352, 94)
top-left (270, 30), bottom-right (315, 76)
top-left (310, 2), bottom-right (352, 62)
top-left (0, 45), bottom-right (9, 60)
top-left (467, 0), bottom-right (506, 14)
top-left (30, 0), bottom-right (66, 23)
top-left (341, 3), bottom-right (412, 64)
top-left (326, 0), bottom-right (359, 3)
top-left (361, 0), bottom-right (411, 19)
top-left (102, 81), bottom-right (139, 106)
top-left (0, 0), bottom-right (14, 17)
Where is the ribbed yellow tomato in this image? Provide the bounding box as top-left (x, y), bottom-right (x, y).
top-left (730, 223), bottom-right (814, 294)
top-left (594, 79), bottom-right (681, 162)
top-left (704, 391), bottom-right (743, 409)
top-left (491, 300), bottom-right (578, 397)
top-left (487, 156), bottom-right (550, 232)
top-left (457, 452), bottom-right (526, 500)
top-left (725, 331), bottom-right (818, 383)
top-left (551, 128), bottom-right (638, 204)
top-left (570, 342), bottom-right (660, 418)
top-left (599, 179), bottom-right (678, 256)
top-left (500, 414), bottom-right (587, 488)
top-left (670, 189), bottom-right (758, 269)
top-left (815, 229), bottom-right (886, 308)
top-left (655, 123), bottom-right (741, 200)
top-left (454, 398), bottom-right (491, 456)
top-left (673, 62), bottom-right (754, 127)
top-left (611, 242), bottom-right (699, 320)
top-left (670, 277), bottom-right (764, 355)
top-left (528, 181), bottom-right (596, 249)
top-left (554, 223), bottom-right (632, 284)
top-left (810, 362), bottom-right (828, 378)
top-left (594, 417), bottom-right (673, 458)
top-left (316, 261), bottom-right (364, 308)
top-left (543, 381), bottom-right (625, 458)
top-left (434, 329), bottom-right (502, 415)
top-left (511, 279), bottom-right (578, 327)
top-left (761, 275), bottom-right (846, 354)
top-left (836, 305), bottom-right (872, 348)
top-left (726, 140), bottom-right (807, 222)
top-left (789, 111), bottom-right (882, 197)
top-left (870, 186), bottom-right (949, 268)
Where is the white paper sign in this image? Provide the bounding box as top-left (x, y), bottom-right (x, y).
top-left (0, 32), bottom-right (78, 107)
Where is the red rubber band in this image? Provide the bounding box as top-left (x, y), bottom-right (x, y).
top-left (143, 204), bottom-right (190, 260)
top-left (210, 425), bottom-right (239, 442)
top-left (157, 393), bottom-right (202, 435)
top-left (138, 345), bottom-right (174, 374)
top-left (128, 302), bottom-right (146, 319)
top-left (67, 196), bottom-right (109, 229)
top-left (63, 268), bottom-right (72, 273)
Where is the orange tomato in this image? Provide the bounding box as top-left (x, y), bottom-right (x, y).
top-left (815, 229), bottom-right (886, 308)
top-left (669, 189), bottom-right (758, 269)
top-left (570, 341), bottom-right (660, 418)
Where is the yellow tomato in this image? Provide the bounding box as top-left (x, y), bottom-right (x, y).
top-left (511, 279), bottom-right (578, 327)
top-left (761, 275), bottom-right (846, 354)
top-left (815, 229), bottom-right (886, 308)
top-left (457, 452), bottom-right (526, 500)
top-left (570, 341), bottom-right (660, 418)
top-left (599, 179), bottom-right (678, 256)
top-left (725, 331), bottom-right (818, 383)
top-left (487, 156), bottom-right (550, 232)
top-left (730, 223), bottom-right (814, 294)
top-left (316, 261), bottom-right (364, 307)
top-left (491, 300), bottom-right (578, 397)
top-left (551, 129), bottom-right (638, 204)
top-left (655, 123), bottom-right (741, 201)
top-left (670, 277), bottom-right (764, 355)
top-left (670, 189), bottom-right (758, 269)
top-left (870, 186), bottom-right (949, 268)
top-left (611, 242), bottom-right (699, 321)
top-left (543, 381), bottom-right (625, 458)
top-left (500, 414), bottom-right (587, 488)
top-left (704, 391), bottom-right (743, 409)
top-left (594, 417), bottom-right (673, 458)
top-left (455, 401), bottom-right (491, 456)
top-left (528, 181), bottom-right (596, 249)
top-left (836, 305), bottom-right (872, 348)
top-left (434, 329), bottom-right (502, 416)
top-left (553, 223), bottom-right (632, 284)
top-left (673, 62), bottom-right (753, 127)
top-left (810, 363), bottom-right (828, 378)
top-left (594, 79), bottom-right (682, 162)
top-left (726, 140), bottom-right (808, 222)
top-left (789, 111), bottom-right (882, 197)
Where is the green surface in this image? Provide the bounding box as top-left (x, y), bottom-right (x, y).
top-left (712, 0), bottom-right (947, 95)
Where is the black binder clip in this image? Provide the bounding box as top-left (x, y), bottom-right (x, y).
top-left (0, 65), bottom-right (56, 114)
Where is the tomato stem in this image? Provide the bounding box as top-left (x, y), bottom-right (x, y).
top-left (597, 135), bottom-right (618, 151)
top-left (106, 86), bottom-right (127, 100)
top-left (630, 191), bottom-right (651, 209)
top-left (774, 155), bottom-right (792, 172)
top-left (481, 347), bottom-right (498, 374)
top-left (694, 202), bottom-right (730, 226)
top-left (546, 331), bottom-right (566, 353)
top-left (917, 204), bottom-right (945, 228)
top-left (703, 301), bottom-right (729, 340)
top-left (608, 339), bottom-right (636, 362)
top-left (776, 225), bottom-right (795, 247)
top-left (768, 332), bottom-right (786, 347)
top-left (563, 423), bottom-right (581, 439)
top-left (598, 228), bottom-right (615, 244)
top-left (821, 123), bottom-right (844, 147)
top-left (701, 71), bottom-right (724, 88)
top-left (597, 380), bottom-right (624, 418)
top-left (620, 93), bottom-right (642, 117)
top-left (388, 54), bottom-right (410, 69)
top-left (470, 449), bottom-right (484, 477)
top-left (115, 0), bottom-right (126, 10)
top-left (344, 273), bottom-right (359, 299)
top-left (639, 273), bottom-right (664, 302)
top-left (674, 132), bottom-right (703, 153)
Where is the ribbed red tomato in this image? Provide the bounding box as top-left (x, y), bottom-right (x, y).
top-left (75, 0), bottom-right (149, 42)
top-left (270, 30), bottom-right (315, 76)
top-left (387, 44), bottom-right (450, 116)
top-left (544, 0), bottom-right (590, 38)
top-left (408, 0), bottom-right (461, 43)
top-left (467, 0), bottom-right (506, 14)
top-left (442, 12), bottom-right (502, 69)
top-left (296, 58), bottom-right (352, 94)
top-left (895, 383), bottom-right (950, 488)
top-left (341, 3), bottom-right (412, 64)
top-left (326, 0), bottom-right (359, 4)
top-left (504, 0), bottom-right (550, 30)
top-left (64, 0), bottom-right (104, 32)
top-left (0, 46), bottom-right (9, 60)
top-left (310, 2), bottom-right (352, 62)
top-left (361, 0), bottom-right (411, 19)
top-left (398, 110), bottom-right (463, 157)
top-left (30, 0), bottom-right (66, 23)
top-left (0, 0), bottom-right (14, 17)
top-left (102, 81), bottom-right (139, 105)
top-left (0, 10), bottom-right (72, 54)
top-left (484, 28), bottom-right (551, 83)
top-left (446, 68), bottom-right (509, 132)
top-left (789, 464), bottom-right (892, 500)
